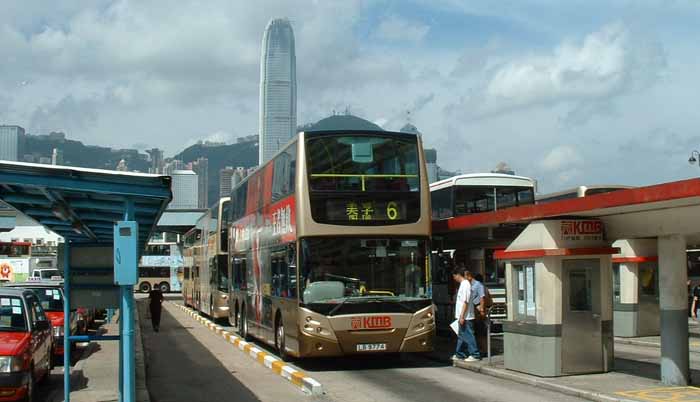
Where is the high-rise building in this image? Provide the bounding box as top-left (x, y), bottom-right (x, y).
top-left (424, 148), bottom-right (439, 184)
top-left (191, 157), bottom-right (209, 208)
top-left (163, 159), bottom-right (185, 176)
top-left (219, 167), bottom-right (235, 199)
top-left (259, 18), bottom-right (297, 164)
top-left (169, 170), bottom-right (198, 209)
top-left (147, 148), bottom-right (164, 174)
top-left (0, 125), bottom-right (25, 162)
top-left (115, 159), bottom-right (129, 171)
top-left (231, 166), bottom-right (247, 189)
top-left (51, 148), bottom-right (64, 165)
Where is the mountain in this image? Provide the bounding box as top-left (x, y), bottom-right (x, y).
top-left (23, 133), bottom-right (150, 172)
top-left (174, 140), bottom-right (258, 206)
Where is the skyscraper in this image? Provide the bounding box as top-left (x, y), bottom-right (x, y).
top-left (0, 125), bottom-right (25, 162)
top-left (147, 148), bottom-right (164, 174)
top-left (259, 18), bottom-right (297, 164)
top-left (51, 148), bottom-right (64, 165)
top-left (219, 167), bottom-right (235, 199)
top-left (169, 170), bottom-right (198, 209)
top-left (191, 157), bottom-right (209, 208)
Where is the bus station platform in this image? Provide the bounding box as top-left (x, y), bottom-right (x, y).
top-left (454, 332), bottom-right (700, 402)
top-left (45, 312), bottom-right (150, 402)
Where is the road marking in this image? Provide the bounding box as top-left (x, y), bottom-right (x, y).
top-left (171, 302), bottom-right (323, 396)
top-left (617, 386), bottom-right (700, 401)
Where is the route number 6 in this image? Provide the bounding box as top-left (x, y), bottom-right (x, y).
top-left (387, 202), bottom-right (399, 220)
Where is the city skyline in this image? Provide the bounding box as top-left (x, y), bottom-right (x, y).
top-left (258, 18), bottom-right (297, 164)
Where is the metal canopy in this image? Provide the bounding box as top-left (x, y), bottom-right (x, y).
top-left (0, 161), bottom-right (172, 251)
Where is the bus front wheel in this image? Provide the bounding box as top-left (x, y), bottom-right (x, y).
top-left (275, 314), bottom-right (290, 362)
top-left (239, 306), bottom-right (251, 341)
top-left (159, 282), bottom-right (170, 293)
top-left (139, 282), bottom-right (151, 293)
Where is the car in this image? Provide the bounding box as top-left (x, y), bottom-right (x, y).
top-left (0, 288), bottom-right (52, 402)
top-left (29, 269), bottom-right (61, 281)
top-left (4, 282), bottom-right (78, 366)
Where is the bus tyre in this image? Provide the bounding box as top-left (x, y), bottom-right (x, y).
top-left (139, 282), bottom-right (151, 293)
top-left (275, 317), bottom-right (290, 362)
top-left (159, 282), bottom-right (170, 293)
top-left (239, 306), bottom-right (251, 341)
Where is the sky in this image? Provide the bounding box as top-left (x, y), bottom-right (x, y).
top-left (1, 0), bottom-right (699, 193)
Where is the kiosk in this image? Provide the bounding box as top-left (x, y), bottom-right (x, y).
top-left (612, 239), bottom-right (659, 337)
top-left (496, 219), bottom-right (617, 377)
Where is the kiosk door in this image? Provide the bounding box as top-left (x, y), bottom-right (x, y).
top-left (562, 259), bottom-right (603, 374)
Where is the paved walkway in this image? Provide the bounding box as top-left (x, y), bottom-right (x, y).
top-left (454, 330), bottom-right (700, 402)
top-left (45, 311), bottom-right (149, 402)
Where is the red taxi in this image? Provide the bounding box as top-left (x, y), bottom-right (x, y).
top-left (4, 282), bottom-right (77, 365)
top-left (0, 288), bottom-right (52, 402)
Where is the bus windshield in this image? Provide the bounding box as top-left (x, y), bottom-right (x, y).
top-left (306, 134), bottom-right (420, 193)
top-left (300, 237), bottom-right (429, 305)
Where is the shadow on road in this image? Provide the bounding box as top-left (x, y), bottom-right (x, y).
top-left (138, 301), bottom-right (261, 402)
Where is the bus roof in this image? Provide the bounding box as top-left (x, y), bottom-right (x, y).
top-left (536, 185), bottom-right (634, 201)
top-left (430, 173), bottom-right (536, 192)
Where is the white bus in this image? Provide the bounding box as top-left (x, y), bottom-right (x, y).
top-left (536, 185), bottom-right (633, 204)
top-left (429, 173), bottom-right (537, 325)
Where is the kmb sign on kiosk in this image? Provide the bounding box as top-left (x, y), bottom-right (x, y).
top-left (495, 219), bottom-right (618, 377)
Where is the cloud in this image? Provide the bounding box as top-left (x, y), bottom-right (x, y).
top-left (375, 15), bottom-right (430, 43)
top-left (453, 23), bottom-right (666, 122)
top-left (29, 95), bottom-right (99, 133)
top-left (540, 145), bottom-right (582, 171)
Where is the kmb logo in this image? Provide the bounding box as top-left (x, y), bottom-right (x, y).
top-left (351, 316), bottom-right (392, 330)
top-left (561, 220), bottom-right (603, 235)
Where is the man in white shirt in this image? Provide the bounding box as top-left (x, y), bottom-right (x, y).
top-left (452, 267), bottom-right (480, 362)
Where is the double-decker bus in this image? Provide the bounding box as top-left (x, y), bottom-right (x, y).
top-left (429, 173), bottom-right (536, 325)
top-left (228, 130), bottom-right (434, 360)
top-left (536, 185), bottom-right (633, 203)
top-left (182, 226), bottom-right (202, 307)
top-left (183, 198), bottom-right (231, 319)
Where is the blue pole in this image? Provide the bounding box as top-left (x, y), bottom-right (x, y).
top-left (119, 287), bottom-right (123, 402)
top-left (122, 199), bottom-right (136, 402)
top-left (122, 284), bottom-right (136, 402)
top-left (63, 242), bottom-right (71, 402)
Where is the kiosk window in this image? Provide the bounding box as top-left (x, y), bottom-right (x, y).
top-left (639, 262), bottom-right (658, 298)
top-left (612, 263), bottom-right (621, 303)
top-left (513, 262), bottom-right (536, 321)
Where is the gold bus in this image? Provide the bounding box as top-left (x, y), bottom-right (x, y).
top-left (183, 198), bottom-right (231, 320)
top-left (228, 130), bottom-right (434, 360)
top-left (181, 225), bottom-right (202, 308)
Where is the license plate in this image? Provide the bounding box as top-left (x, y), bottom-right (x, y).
top-left (356, 343), bottom-right (387, 352)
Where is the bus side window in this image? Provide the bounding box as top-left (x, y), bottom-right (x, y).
top-left (287, 263), bottom-right (297, 298)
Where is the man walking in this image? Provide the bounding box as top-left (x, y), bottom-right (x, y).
top-left (452, 268), bottom-right (480, 362)
top-left (148, 287), bottom-right (164, 332)
top-left (466, 271), bottom-right (487, 354)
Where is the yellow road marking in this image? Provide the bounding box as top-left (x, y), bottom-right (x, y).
top-left (257, 351), bottom-right (267, 363)
top-left (243, 344), bottom-right (252, 353)
top-left (617, 386), bottom-right (700, 402)
top-left (271, 360), bottom-right (285, 375)
top-left (291, 371), bottom-right (306, 386)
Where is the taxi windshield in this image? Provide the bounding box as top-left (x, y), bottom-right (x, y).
top-left (32, 288), bottom-right (63, 312)
top-left (0, 297), bottom-right (26, 332)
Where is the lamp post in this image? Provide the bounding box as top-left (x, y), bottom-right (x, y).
top-left (689, 150), bottom-right (700, 166)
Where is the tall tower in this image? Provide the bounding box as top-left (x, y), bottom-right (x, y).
top-left (259, 18), bottom-right (297, 164)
